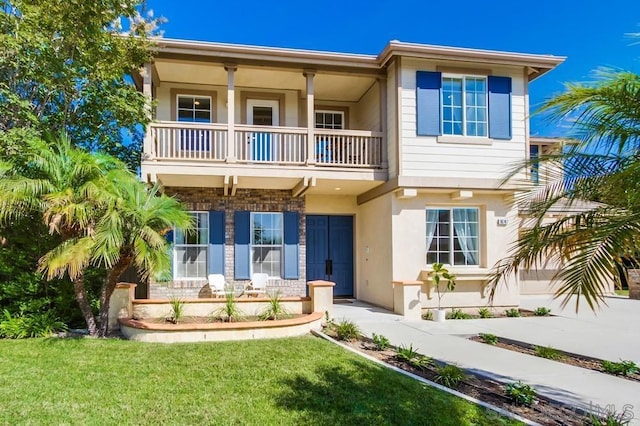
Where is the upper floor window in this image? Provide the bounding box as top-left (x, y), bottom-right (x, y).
top-left (315, 111), bottom-right (344, 130)
top-left (416, 71), bottom-right (511, 140)
top-left (426, 208), bottom-right (479, 266)
top-left (177, 95), bottom-right (212, 123)
top-left (174, 212), bottom-right (209, 280)
top-left (251, 213), bottom-right (283, 278)
top-left (442, 76), bottom-right (487, 137)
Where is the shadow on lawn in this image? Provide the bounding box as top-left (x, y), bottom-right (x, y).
top-left (274, 358), bottom-right (507, 426)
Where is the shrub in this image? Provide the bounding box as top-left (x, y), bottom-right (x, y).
top-left (478, 333), bottom-right (498, 345)
top-left (505, 381), bottom-right (537, 406)
top-left (586, 409), bottom-right (633, 425)
top-left (396, 343), bottom-right (420, 362)
top-left (411, 355), bottom-right (434, 371)
top-left (371, 333), bottom-right (390, 351)
top-left (601, 360), bottom-right (639, 376)
top-left (533, 307), bottom-right (552, 316)
top-left (446, 308), bottom-right (472, 320)
top-left (334, 319), bottom-right (360, 341)
top-left (0, 309), bottom-right (67, 339)
top-left (435, 364), bottom-right (467, 388)
top-left (422, 310), bottom-right (433, 321)
top-left (505, 308), bottom-right (521, 317)
top-left (214, 292), bottom-right (243, 323)
top-left (167, 297), bottom-right (184, 324)
top-left (478, 308), bottom-right (493, 318)
top-left (259, 292), bottom-right (289, 320)
top-left (534, 345), bottom-right (564, 360)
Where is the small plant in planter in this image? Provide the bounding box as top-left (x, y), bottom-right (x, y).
top-left (167, 297), bottom-right (185, 324)
top-left (411, 355), bottom-right (434, 371)
top-left (505, 308), bottom-right (521, 317)
top-left (447, 308), bottom-right (472, 320)
top-left (478, 307), bottom-right (493, 318)
top-left (371, 333), bottom-right (390, 351)
top-left (533, 307), bottom-right (552, 316)
top-left (505, 381), bottom-right (537, 406)
top-left (435, 364), bottom-right (467, 389)
top-left (213, 292), bottom-right (243, 322)
top-left (601, 359), bottom-right (639, 376)
top-left (479, 333), bottom-right (498, 345)
top-left (534, 345), bottom-right (564, 360)
top-left (259, 291), bottom-right (289, 320)
top-left (422, 310), bottom-right (433, 321)
top-left (429, 263), bottom-right (457, 322)
top-left (333, 319), bottom-right (360, 341)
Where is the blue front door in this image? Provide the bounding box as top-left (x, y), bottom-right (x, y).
top-left (306, 215), bottom-right (354, 297)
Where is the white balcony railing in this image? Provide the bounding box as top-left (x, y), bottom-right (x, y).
top-left (148, 122), bottom-right (383, 168)
top-left (150, 122), bottom-right (228, 161)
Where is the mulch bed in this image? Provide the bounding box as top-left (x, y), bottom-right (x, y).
top-left (469, 335), bottom-right (640, 383)
top-left (324, 330), bottom-right (594, 425)
top-left (424, 308), bottom-right (544, 321)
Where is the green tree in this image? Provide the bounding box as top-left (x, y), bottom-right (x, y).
top-left (0, 135), bottom-right (122, 334)
top-left (0, 135), bottom-right (191, 336)
top-left (489, 70), bottom-right (640, 311)
top-left (90, 179), bottom-right (191, 336)
top-left (0, 0), bottom-right (162, 169)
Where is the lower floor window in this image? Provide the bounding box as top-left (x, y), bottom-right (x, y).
top-left (426, 208), bottom-right (479, 266)
top-left (174, 212), bottom-right (208, 279)
top-left (251, 212), bottom-right (283, 277)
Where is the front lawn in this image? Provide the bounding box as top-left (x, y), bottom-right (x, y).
top-left (0, 336), bottom-right (516, 425)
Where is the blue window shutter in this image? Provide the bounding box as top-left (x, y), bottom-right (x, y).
top-left (416, 71), bottom-right (442, 136)
top-left (208, 211), bottom-right (225, 275)
top-left (283, 212), bottom-right (299, 279)
top-left (488, 76), bottom-right (512, 140)
top-left (234, 211), bottom-right (251, 279)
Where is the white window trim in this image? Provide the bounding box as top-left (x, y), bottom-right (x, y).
top-left (440, 74), bottom-right (488, 139)
top-left (176, 94), bottom-right (213, 124)
top-left (426, 207), bottom-right (481, 267)
top-left (250, 212), bottom-right (284, 279)
top-left (173, 211), bottom-right (209, 281)
top-left (315, 110), bottom-right (345, 130)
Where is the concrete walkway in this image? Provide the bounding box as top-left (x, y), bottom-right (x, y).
top-left (333, 295), bottom-right (640, 423)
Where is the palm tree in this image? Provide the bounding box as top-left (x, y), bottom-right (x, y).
top-left (89, 178), bottom-right (192, 337)
top-left (0, 134), bottom-right (121, 334)
top-left (489, 70), bottom-right (640, 311)
top-left (0, 134), bottom-right (192, 336)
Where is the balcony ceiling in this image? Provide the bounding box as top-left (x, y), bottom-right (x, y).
top-left (154, 60), bottom-right (376, 102)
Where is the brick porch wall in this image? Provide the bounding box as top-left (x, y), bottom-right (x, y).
top-left (149, 187), bottom-right (306, 299)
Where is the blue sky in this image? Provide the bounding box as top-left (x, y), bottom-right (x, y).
top-left (146, 0), bottom-right (640, 136)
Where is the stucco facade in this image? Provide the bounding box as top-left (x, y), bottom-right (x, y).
top-left (137, 38), bottom-right (570, 311)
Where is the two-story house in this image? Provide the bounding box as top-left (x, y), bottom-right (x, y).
top-left (135, 38), bottom-right (564, 311)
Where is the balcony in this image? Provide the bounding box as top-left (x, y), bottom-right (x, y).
top-left (148, 122), bottom-right (383, 168)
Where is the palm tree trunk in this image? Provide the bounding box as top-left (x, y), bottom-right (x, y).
top-left (73, 274), bottom-right (98, 336)
top-left (98, 257), bottom-right (131, 337)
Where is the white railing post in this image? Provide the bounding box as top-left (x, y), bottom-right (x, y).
top-left (378, 76), bottom-right (388, 169)
top-left (141, 63), bottom-right (154, 159)
top-left (225, 64), bottom-right (237, 163)
top-left (304, 70), bottom-right (316, 165)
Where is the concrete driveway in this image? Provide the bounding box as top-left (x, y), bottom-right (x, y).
top-left (333, 295), bottom-right (640, 423)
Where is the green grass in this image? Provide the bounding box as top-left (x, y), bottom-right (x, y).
top-left (615, 289), bottom-right (629, 297)
top-left (0, 336), bottom-right (518, 425)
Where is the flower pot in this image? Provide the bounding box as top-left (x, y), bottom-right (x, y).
top-left (433, 308), bottom-right (447, 322)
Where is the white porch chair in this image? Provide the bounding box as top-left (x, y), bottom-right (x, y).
top-left (245, 273), bottom-right (268, 297)
top-left (207, 274), bottom-right (228, 298)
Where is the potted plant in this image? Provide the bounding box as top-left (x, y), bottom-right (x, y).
top-left (429, 263), bottom-right (457, 322)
